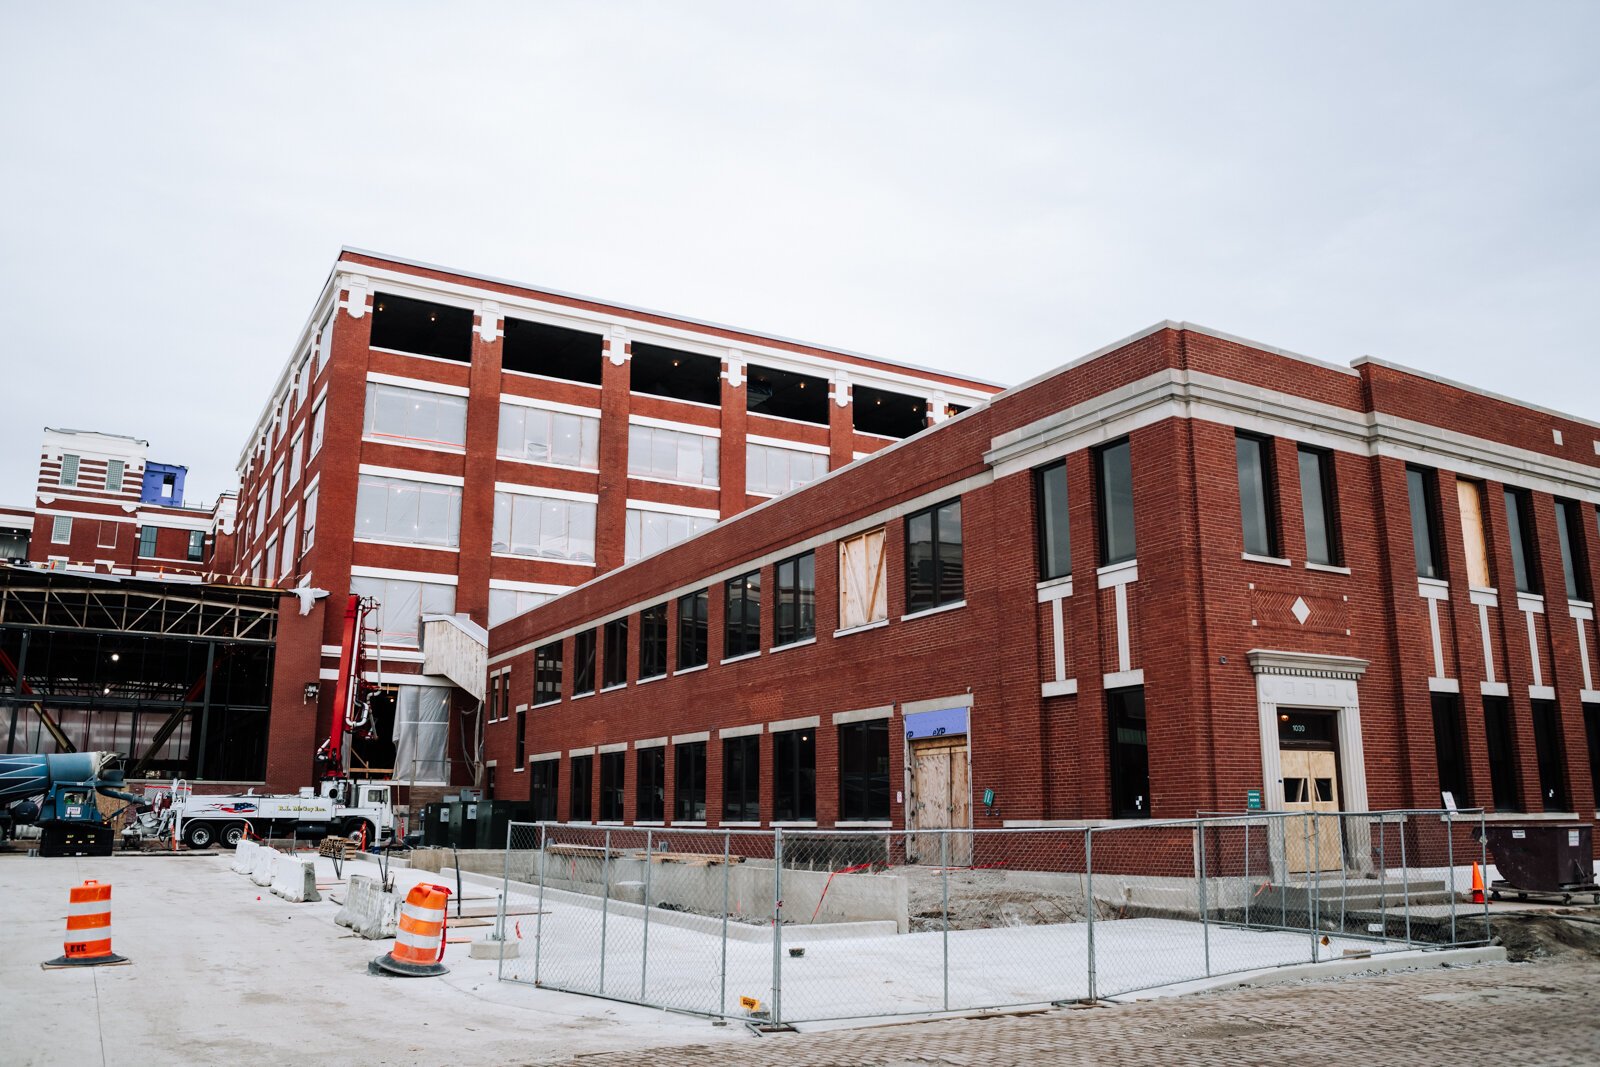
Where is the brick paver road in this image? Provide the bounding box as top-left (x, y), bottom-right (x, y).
top-left (544, 958), bottom-right (1599, 1067)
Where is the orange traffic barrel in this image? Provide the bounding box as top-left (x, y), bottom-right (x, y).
top-left (43, 880), bottom-right (128, 968)
top-left (369, 882), bottom-right (451, 977)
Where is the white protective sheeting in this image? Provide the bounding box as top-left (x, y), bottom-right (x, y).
top-left (393, 684), bottom-right (450, 783)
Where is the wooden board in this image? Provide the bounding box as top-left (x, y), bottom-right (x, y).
top-left (1282, 748), bottom-right (1343, 873)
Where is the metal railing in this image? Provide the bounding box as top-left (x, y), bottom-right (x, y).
top-left (494, 809), bottom-right (1488, 1025)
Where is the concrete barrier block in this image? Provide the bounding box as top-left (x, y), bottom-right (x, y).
top-left (334, 873), bottom-right (399, 938)
top-left (270, 853), bottom-right (321, 903)
top-left (251, 846), bottom-right (279, 887)
top-left (231, 839), bottom-right (259, 875)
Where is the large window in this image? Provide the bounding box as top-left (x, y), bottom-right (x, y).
top-left (355, 474), bottom-right (462, 548)
top-left (187, 530), bottom-right (205, 562)
top-left (628, 424), bottom-right (719, 486)
top-left (1531, 700), bottom-right (1569, 811)
top-left (370, 292), bottom-right (473, 362)
top-left (59, 453), bottom-right (79, 487)
top-left (639, 603), bottom-right (668, 680)
top-left (775, 552), bottom-right (815, 646)
top-left (1235, 433), bottom-right (1280, 557)
top-left (599, 751), bottom-right (625, 821)
top-left (1108, 686), bottom-right (1149, 818)
top-left (572, 629), bottom-right (597, 696)
top-left (636, 746), bottom-right (666, 822)
top-left (502, 318), bottom-right (603, 384)
top-left (1298, 447), bottom-right (1341, 566)
top-left (1406, 466), bottom-right (1444, 580)
top-left (1096, 438), bottom-right (1136, 566)
top-left (349, 576), bottom-right (456, 647)
top-left (602, 618), bottom-right (628, 689)
top-left (392, 684), bottom-right (451, 783)
top-left (630, 343), bottom-right (722, 406)
top-left (624, 507), bottom-right (716, 563)
top-left (138, 525), bottom-right (158, 558)
top-left (722, 734), bottom-right (760, 822)
top-left (363, 382), bottom-right (468, 449)
top-left (530, 759), bottom-right (559, 821)
top-left (1483, 696), bottom-right (1520, 811)
top-left (1430, 693), bottom-right (1471, 806)
top-left (746, 442), bottom-right (828, 496)
top-left (310, 399), bottom-right (326, 457)
top-left (570, 755), bottom-right (593, 821)
top-left (773, 728), bottom-right (816, 822)
top-left (746, 364), bottom-right (828, 424)
top-left (1457, 479), bottom-right (1493, 588)
top-left (301, 487), bottom-right (318, 554)
top-left (674, 741), bottom-right (707, 821)
top-left (491, 492), bottom-right (596, 562)
top-left (498, 403), bottom-right (600, 469)
top-left (838, 529), bottom-right (887, 630)
top-left (534, 642), bottom-right (563, 705)
top-left (1555, 498), bottom-right (1590, 600)
top-left (1585, 704), bottom-right (1600, 817)
top-left (105, 459), bottom-right (124, 493)
top-left (838, 720), bottom-right (890, 821)
top-left (677, 589), bottom-right (708, 670)
top-left (515, 706), bottom-right (526, 767)
top-left (488, 587), bottom-right (554, 627)
top-left (906, 498), bottom-right (963, 613)
top-left (724, 570), bottom-right (761, 658)
top-left (1036, 460), bottom-right (1072, 580)
top-left (1505, 487), bottom-right (1539, 594)
top-left (853, 385), bottom-right (926, 439)
top-left (51, 516), bottom-right (72, 545)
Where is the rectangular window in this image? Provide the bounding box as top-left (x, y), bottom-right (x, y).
top-left (572, 630), bottom-right (597, 696)
top-left (677, 589), bottom-right (709, 670)
top-left (774, 552), bottom-right (816, 646)
top-left (497, 403), bottom-right (600, 469)
top-left (602, 618), bottom-right (629, 689)
top-left (1457, 480), bottom-right (1493, 588)
top-left (138, 525), bottom-right (158, 558)
top-left (515, 707), bottom-right (526, 767)
top-left (745, 442), bottom-right (828, 496)
top-left (1036, 460), bottom-right (1072, 580)
top-left (1407, 466), bottom-right (1444, 580)
top-left (1430, 693), bottom-right (1471, 806)
top-left (1584, 704), bottom-right (1600, 816)
top-left (599, 751), bottom-right (625, 822)
top-left (1555, 498), bottom-right (1590, 600)
top-left (1483, 696), bottom-right (1520, 812)
top-left (1530, 699), bottom-right (1569, 811)
top-left (773, 728), bottom-right (816, 822)
top-left (569, 755), bottom-right (593, 821)
top-left (1096, 438), bottom-right (1136, 566)
top-left (59, 454), bottom-right (79, 487)
top-left (370, 292), bottom-right (474, 362)
top-left (301, 487), bottom-right (318, 553)
top-left (490, 491), bottom-right (596, 562)
top-left (673, 741), bottom-right (707, 821)
top-left (355, 474), bottom-right (462, 548)
top-left (288, 435), bottom-right (303, 487)
top-left (852, 384), bottom-right (926, 438)
top-left (96, 521), bottom-right (117, 549)
top-left (1297, 447), bottom-right (1341, 566)
top-left (265, 536), bottom-right (279, 579)
top-left (639, 603), bottom-right (668, 679)
top-left (724, 570), bottom-right (761, 658)
top-left (636, 746), bottom-right (665, 822)
top-left (838, 719), bottom-right (890, 821)
top-left (488, 588), bottom-right (553, 627)
top-left (530, 759), bottom-right (558, 821)
top-left (315, 315), bottom-right (334, 371)
top-left (502, 318), bottom-right (604, 384)
top-left (270, 465), bottom-right (284, 515)
top-left (722, 734), bottom-right (760, 822)
top-left (51, 516), bottom-right (72, 544)
top-left (534, 642), bottom-right (563, 705)
top-left (746, 364), bottom-right (829, 424)
top-left (1504, 487), bottom-right (1539, 594)
top-left (363, 382), bottom-right (468, 449)
top-left (630, 343), bottom-right (721, 406)
top-left (1108, 686), bottom-right (1150, 818)
top-left (1235, 433), bottom-right (1279, 557)
top-left (348, 576), bottom-right (456, 647)
top-left (905, 498), bottom-right (963, 612)
top-left (628, 423), bottom-right (720, 486)
top-left (105, 459), bottom-right (124, 493)
top-left (187, 529), bottom-right (204, 563)
top-left (624, 507), bottom-right (716, 563)
top-left (309, 400), bottom-right (326, 457)
top-left (838, 528), bottom-right (887, 630)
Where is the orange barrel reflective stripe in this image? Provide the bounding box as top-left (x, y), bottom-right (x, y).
top-left (43, 880), bottom-right (128, 968)
top-left (369, 883), bottom-right (451, 977)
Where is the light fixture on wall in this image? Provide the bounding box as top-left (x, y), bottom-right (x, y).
top-left (303, 681), bottom-right (321, 703)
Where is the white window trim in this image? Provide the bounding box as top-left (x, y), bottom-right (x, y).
top-left (499, 393), bottom-right (601, 417)
top-left (628, 414), bottom-right (721, 437)
top-left (900, 599), bottom-right (967, 623)
top-left (365, 371), bottom-right (471, 397)
top-left (746, 433), bottom-right (830, 455)
top-left (624, 498), bottom-right (720, 520)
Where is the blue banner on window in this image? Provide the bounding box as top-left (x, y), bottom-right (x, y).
top-left (905, 706), bottom-right (969, 740)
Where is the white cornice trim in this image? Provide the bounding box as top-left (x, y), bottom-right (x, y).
top-left (1247, 649), bottom-right (1371, 680)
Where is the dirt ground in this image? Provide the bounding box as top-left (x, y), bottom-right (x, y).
top-left (1492, 910), bottom-right (1600, 962)
top-left (900, 865), bottom-right (1093, 932)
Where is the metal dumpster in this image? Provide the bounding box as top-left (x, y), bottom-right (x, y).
top-left (1485, 822), bottom-right (1599, 904)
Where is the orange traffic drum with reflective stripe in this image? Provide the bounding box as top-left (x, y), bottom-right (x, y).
top-left (43, 880), bottom-right (128, 968)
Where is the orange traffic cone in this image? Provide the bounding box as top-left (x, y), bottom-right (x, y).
top-left (1470, 861), bottom-right (1486, 904)
top-left (43, 880), bottom-right (128, 968)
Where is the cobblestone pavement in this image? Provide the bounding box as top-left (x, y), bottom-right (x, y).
top-left (540, 958), bottom-right (1600, 1067)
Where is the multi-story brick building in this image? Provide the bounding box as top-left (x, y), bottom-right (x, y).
top-left (23, 428), bottom-right (236, 578)
top-left (483, 322), bottom-right (1600, 856)
top-left (232, 249), bottom-right (999, 791)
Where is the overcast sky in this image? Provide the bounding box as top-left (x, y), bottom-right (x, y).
top-left (2, 2), bottom-right (1596, 507)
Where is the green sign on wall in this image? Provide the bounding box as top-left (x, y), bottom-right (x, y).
top-left (1246, 788), bottom-right (1263, 810)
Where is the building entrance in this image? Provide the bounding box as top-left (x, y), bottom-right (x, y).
top-left (908, 737), bottom-right (971, 865)
top-left (1279, 709), bottom-right (1342, 873)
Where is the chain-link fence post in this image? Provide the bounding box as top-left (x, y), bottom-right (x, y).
top-left (1307, 814), bottom-right (1317, 962)
top-left (772, 826), bottom-right (784, 1027)
top-left (1400, 814), bottom-right (1411, 947)
top-left (720, 830), bottom-right (730, 1017)
top-left (1243, 819), bottom-right (1252, 932)
top-left (1279, 816), bottom-right (1287, 931)
top-left (1198, 818), bottom-right (1210, 977)
top-left (1085, 827), bottom-right (1096, 1003)
top-left (1378, 815), bottom-right (1388, 929)
top-left (1446, 811), bottom-right (1457, 944)
top-left (941, 829), bottom-right (950, 1011)
top-left (1480, 810), bottom-right (1490, 944)
top-left (600, 829), bottom-right (611, 995)
top-left (496, 821), bottom-right (511, 982)
top-left (1338, 814), bottom-right (1347, 935)
top-left (534, 825), bottom-right (548, 986)
top-left (642, 828), bottom-right (653, 1000)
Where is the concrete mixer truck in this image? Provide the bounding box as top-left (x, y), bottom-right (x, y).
top-left (0, 751), bottom-right (141, 857)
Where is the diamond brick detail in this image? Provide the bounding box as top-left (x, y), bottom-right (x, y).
top-left (1291, 596), bottom-right (1311, 626)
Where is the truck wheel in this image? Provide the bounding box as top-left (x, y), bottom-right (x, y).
top-left (183, 822), bottom-right (215, 849)
top-left (343, 819), bottom-right (373, 848)
top-left (220, 823), bottom-right (246, 848)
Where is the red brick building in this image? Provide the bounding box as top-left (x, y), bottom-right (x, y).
top-left (484, 323), bottom-right (1600, 850)
top-left (231, 249), bottom-right (999, 792)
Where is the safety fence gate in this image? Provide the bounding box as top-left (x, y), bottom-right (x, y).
top-left (496, 810), bottom-right (1489, 1026)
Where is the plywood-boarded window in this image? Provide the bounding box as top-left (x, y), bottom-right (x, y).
top-left (839, 528), bottom-right (887, 631)
top-left (1457, 479), bottom-right (1492, 589)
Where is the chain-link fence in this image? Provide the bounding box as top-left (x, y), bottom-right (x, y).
top-left (495, 809), bottom-right (1489, 1024)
